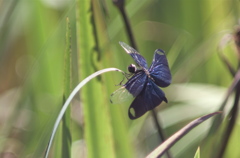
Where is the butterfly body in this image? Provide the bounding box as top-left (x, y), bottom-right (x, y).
top-left (111, 42), bottom-right (171, 119)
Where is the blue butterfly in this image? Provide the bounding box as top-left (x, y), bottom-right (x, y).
top-left (111, 42), bottom-right (171, 119)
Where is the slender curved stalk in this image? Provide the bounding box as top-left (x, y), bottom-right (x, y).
top-left (146, 112), bottom-right (221, 158)
top-left (217, 83), bottom-right (239, 158)
top-left (216, 71), bottom-right (240, 158)
top-left (44, 68), bottom-right (124, 158)
top-left (208, 69), bottom-right (240, 136)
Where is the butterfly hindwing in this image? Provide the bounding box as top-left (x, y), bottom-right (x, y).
top-left (128, 79), bottom-right (167, 120)
top-left (119, 42), bottom-right (148, 69)
top-left (149, 49), bottom-right (171, 87)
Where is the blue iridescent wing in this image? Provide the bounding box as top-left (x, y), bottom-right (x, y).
top-left (128, 79), bottom-right (167, 120)
top-left (125, 71), bottom-right (147, 97)
top-left (119, 42), bottom-right (148, 69)
top-left (149, 49), bottom-right (171, 87)
top-left (110, 71), bottom-right (147, 104)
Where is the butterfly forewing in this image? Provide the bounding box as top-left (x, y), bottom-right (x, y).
top-left (149, 49), bottom-right (171, 87)
top-left (119, 42), bottom-right (148, 69)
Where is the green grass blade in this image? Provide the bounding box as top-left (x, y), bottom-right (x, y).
top-left (54, 16), bottom-right (72, 158)
top-left (61, 16), bottom-right (72, 158)
top-left (44, 68), bottom-right (123, 158)
top-left (146, 112), bottom-right (221, 158)
top-left (75, 1), bottom-right (120, 158)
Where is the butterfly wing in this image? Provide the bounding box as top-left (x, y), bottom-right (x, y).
top-left (149, 49), bottom-right (171, 87)
top-left (125, 71), bottom-right (147, 97)
top-left (119, 42), bottom-right (148, 69)
top-left (110, 87), bottom-right (134, 104)
top-left (110, 71), bottom-right (147, 104)
top-left (128, 79), bottom-right (167, 120)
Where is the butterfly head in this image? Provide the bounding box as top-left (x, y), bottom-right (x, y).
top-left (128, 64), bottom-right (138, 73)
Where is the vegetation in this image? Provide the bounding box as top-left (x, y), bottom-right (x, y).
top-left (0, 0), bottom-right (239, 158)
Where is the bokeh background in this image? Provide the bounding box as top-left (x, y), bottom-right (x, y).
top-left (0, 0), bottom-right (239, 158)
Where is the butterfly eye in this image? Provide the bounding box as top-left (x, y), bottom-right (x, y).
top-left (128, 64), bottom-right (137, 73)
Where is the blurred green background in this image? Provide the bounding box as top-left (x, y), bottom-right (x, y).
top-left (0, 0), bottom-right (239, 158)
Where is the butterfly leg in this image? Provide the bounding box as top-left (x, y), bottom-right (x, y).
top-left (115, 71), bottom-right (131, 86)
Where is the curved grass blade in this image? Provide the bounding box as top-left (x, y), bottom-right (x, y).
top-left (146, 112), bottom-right (221, 158)
top-left (44, 68), bottom-right (124, 158)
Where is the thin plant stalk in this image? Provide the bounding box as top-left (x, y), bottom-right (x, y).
top-left (113, 0), bottom-right (137, 50)
top-left (146, 112), bottom-right (221, 158)
top-left (118, 6), bottom-right (137, 49)
top-left (217, 82), bottom-right (239, 158)
top-left (216, 28), bottom-right (240, 157)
